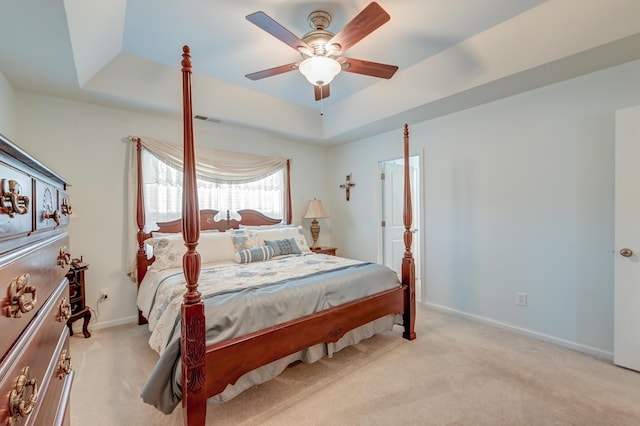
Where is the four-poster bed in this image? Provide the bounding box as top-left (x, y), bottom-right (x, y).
top-left (134, 46), bottom-right (416, 426)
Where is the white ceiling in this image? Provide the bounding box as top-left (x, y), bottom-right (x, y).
top-left (1, 0), bottom-right (640, 146)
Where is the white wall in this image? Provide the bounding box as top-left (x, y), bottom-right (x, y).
top-left (15, 93), bottom-right (328, 329)
top-left (0, 71), bottom-right (16, 139)
top-left (328, 59), bottom-right (640, 358)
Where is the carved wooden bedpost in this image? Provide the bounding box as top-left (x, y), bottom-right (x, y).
top-left (135, 138), bottom-right (150, 325)
top-left (179, 45), bottom-right (207, 426)
top-left (285, 159), bottom-right (292, 224)
top-left (402, 124), bottom-right (417, 340)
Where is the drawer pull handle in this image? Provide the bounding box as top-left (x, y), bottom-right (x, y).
top-left (57, 247), bottom-right (71, 268)
top-left (57, 297), bottom-right (71, 322)
top-left (0, 178), bottom-right (30, 218)
top-left (42, 209), bottom-right (60, 225)
top-left (5, 274), bottom-right (37, 318)
top-left (61, 197), bottom-right (72, 216)
top-left (8, 366), bottom-right (38, 424)
top-left (57, 349), bottom-right (72, 379)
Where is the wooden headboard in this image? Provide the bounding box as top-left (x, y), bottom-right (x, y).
top-left (153, 209), bottom-right (281, 233)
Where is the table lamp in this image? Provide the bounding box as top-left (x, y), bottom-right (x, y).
top-left (304, 199), bottom-right (329, 249)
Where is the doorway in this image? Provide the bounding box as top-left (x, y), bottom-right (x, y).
top-left (379, 155), bottom-right (422, 302)
top-left (614, 105), bottom-right (640, 372)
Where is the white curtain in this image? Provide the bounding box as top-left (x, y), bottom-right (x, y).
top-left (142, 149), bottom-right (285, 226)
top-left (126, 137), bottom-right (289, 280)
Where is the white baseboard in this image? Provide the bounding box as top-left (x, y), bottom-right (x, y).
top-left (423, 302), bottom-right (614, 361)
top-left (70, 315), bottom-right (138, 334)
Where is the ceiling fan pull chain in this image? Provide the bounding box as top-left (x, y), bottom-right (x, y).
top-left (320, 85), bottom-right (324, 116)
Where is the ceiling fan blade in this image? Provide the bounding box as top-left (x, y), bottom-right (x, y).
top-left (327, 2), bottom-right (390, 55)
top-left (338, 57), bottom-right (398, 79)
top-left (246, 11), bottom-right (311, 53)
top-left (245, 62), bottom-right (299, 81)
top-left (314, 84), bottom-right (330, 101)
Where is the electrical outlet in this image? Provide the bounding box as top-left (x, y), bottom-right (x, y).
top-left (516, 292), bottom-right (528, 307)
top-left (100, 288), bottom-right (110, 301)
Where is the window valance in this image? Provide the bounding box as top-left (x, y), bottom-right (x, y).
top-left (136, 137), bottom-right (288, 183)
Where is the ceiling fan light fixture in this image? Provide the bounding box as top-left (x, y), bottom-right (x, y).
top-left (299, 56), bottom-right (341, 86)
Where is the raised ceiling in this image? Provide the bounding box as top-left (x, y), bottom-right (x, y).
top-left (1, 0), bottom-right (640, 145)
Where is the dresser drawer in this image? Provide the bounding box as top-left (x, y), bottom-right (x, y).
top-left (0, 283), bottom-right (72, 425)
top-left (35, 179), bottom-right (60, 231)
top-left (0, 233), bottom-right (70, 361)
top-left (0, 162), bottom-right (33, 240)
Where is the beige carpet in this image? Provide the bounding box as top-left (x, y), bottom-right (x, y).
top-left (70, 305), bottom-right (640, 425)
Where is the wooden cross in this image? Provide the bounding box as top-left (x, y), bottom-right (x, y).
top-left (339, 174), bottom-right (356, 201)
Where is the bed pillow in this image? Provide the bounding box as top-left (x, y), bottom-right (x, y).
top-left (146, 237), bottom-right (185, 271)
top-left (239, 223), bottom-right (292, 230)
top-left (234, 246), bottom-right (275, 264)
top-left (146, 232), bottom-right (236, 271)
top-left (227, 229), bottom-right (262, 252)
top-left (264, 238), bottom-right (301, 256)
top-left (198, 232), bottom-right (236, 263)
top-left (151, 232), bottom-right (179, 238)
top-left (254, 226), bottom-right (311, 253)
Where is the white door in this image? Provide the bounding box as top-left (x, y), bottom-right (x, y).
top-left (614, 105), bottom-right (640, 372)
top-left (381, 157), bottom-right (421, 301)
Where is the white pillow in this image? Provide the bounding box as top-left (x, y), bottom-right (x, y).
top-left (146, 237), bottom-right (185, 271)
top-left (254, 226), bottom-right (311, 253)
top-left (150, 231), bottom-right (182, 239)
top-left (146, 232), bottom-right (236, 271)
top-left (238, 223), bottom-right (292, 230)
top-left (198, 232), bottom-right (236, 263)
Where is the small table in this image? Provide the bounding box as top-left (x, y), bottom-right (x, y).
top-left (310, 246), bottom-right (337, 256)
top-left (66, 263), bottom-right (92, 338)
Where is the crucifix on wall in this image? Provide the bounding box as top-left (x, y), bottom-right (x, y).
top-left (339, 174), bottom-right (356, 201)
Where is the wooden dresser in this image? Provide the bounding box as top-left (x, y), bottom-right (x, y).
top-left (0, 133), bottom-right (74, 425)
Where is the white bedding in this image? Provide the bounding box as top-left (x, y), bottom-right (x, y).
top-left (138, 251), bottom-right (403, 413)
top-left (137, 253), bottom-right (365, 354)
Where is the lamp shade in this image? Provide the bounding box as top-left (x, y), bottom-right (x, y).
top-left (299, 57), bottom-right (341, 86)
top-left (304, 199), bottom-right (329, 219)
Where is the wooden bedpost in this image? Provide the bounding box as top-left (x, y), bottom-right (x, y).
top-left (402, 124), bottom-right (417, 340)
top-left (135, 138), bottom-right (150, 325)
top-left (179, 45), bottom-right (207, 426)
top-left (285, 159), bottom-right (292, 224)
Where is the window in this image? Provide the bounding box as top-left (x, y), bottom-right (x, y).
top-left (141, 149), bottom-right (285, 232)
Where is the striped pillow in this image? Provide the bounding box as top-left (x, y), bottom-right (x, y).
top-left (234, 246), bottom-right (275, 264)
top-left (264, 238), bottom-right (301, 256)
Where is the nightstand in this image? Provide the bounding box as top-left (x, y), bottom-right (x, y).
top-left (310, 246), bottom-right (337, 256)
top-left (66, 262), bottom-right (92, 338)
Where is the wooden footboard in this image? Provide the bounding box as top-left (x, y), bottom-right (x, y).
top-left (204, 285), bottom-right (407, 397)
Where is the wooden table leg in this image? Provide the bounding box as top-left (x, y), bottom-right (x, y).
top-left (81, 308), bottom-right (92, 338)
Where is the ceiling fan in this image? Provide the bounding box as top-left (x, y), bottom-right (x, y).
top-left (245, 2), bottom-right (398, 101)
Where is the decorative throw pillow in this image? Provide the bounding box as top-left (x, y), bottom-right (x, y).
top-left (228, 229), bottom-right (261, 252)
top-left (264, 238), bottom-right (301, 256)
top-left (255, 226), bottom-right (311, 253)
top-left (145, 237), bottom-right (185, 271)
top-left (234, 246), bottom-right (275, 263)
